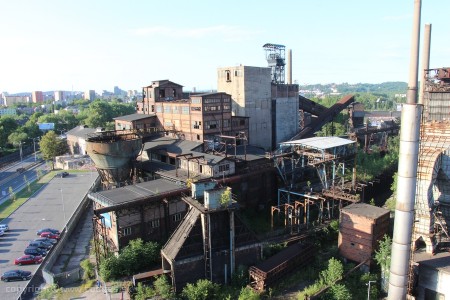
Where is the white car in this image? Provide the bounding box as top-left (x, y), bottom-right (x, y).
top-left (0, 224), bottom-right (9, 232)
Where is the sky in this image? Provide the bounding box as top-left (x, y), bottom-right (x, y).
top-left (1, 0), bottom-right (449, 94)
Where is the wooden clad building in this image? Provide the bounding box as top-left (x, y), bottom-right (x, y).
top-left (338, 203), bottom-right (390, 267)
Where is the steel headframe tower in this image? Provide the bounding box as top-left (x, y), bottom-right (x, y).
top-left (263, 43), bottom-right (286, 84)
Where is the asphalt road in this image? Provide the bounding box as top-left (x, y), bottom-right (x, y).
top-left (0, 155), bottom-right (48, 204)
top-left (0, 171), bottom-right (97, 300)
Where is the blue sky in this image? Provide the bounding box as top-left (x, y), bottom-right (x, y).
top-left (1, 0), bottom-right (449, 94)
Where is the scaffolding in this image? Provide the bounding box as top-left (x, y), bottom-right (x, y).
top-left (271, 136), bottom-right (359, 230)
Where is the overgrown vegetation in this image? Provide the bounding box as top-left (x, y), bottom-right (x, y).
top-left (99, 239), bottom-right (160, 281)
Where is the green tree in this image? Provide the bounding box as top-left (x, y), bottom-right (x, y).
top-left (374, 235), bottom-right (391, 293)
top-left (135, 282), bottom-right (155, 300)
top-left (99, 255), bottom-right (121, 281)
top-left (24, 175), bottom-right (31, 193)
top-left (320, 258), bottom-right (344, 285)
top-left (8, 186), bottom-right (16, 201)
top-left (8, 131), bottom-right (28, 147)
top-left (181, 279), bottom-right (220, 300)
top-left (153, 275), bottom-right (175, 299)
top-left (238, 287), bottom-right (260, 300)
top-left (0, 116), bottom-right (18, 146)
top-left (325, 284), bottom-right (352, 300)
top-left (39, 131), bottom-right (69, 169)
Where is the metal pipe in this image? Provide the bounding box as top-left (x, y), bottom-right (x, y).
top-left (388, 1), bottom-right (422, 298)
top-left (418, 23), bottom-right (432, 105)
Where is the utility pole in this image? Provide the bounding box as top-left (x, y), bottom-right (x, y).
top-left (367, 280), bottom-right (376, 300)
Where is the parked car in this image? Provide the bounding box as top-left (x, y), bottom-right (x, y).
top-left (34, 237), bottom-right (57, 245)
top-left (28, 241), bottom-right (52, 250)
top-left (14, 255), bottom-right (43, 266)
top-left (40, 232), bottom-right (60, 239)
top-left (16, 167), bottom-right (26, 173)
top-left (1, 270), bottom-right (32, 282)
top-left (24, 246), bottom-right (47, 257)
top-left (0, 224), bottom-right (9, 231)
top-left (36, 228), bottom-right (60, 236)
top-left (58, 171), bottom-right (69, 178)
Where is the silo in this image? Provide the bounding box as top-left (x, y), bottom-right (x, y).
top-left (86, 131), bottom-right (142, 187)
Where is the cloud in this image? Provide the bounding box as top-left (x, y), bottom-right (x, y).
top-left (130, 25), bottom-right (261, 41)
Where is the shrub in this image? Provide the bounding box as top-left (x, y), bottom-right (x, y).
top-left (238, 286), bottom-right (260, 300)
top-left (182, 279), bottom-right (220, 300)
top-left (80, 259), bottom-right (95, 280)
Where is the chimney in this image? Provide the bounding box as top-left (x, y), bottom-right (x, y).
top-left (287, 49), bottom-right (293, 84)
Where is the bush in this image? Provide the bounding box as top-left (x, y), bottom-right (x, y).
top-left (238, 286), bottom-right (260, 300)
top-left (135, 282), bottom-right (155, 300)
top-left (324, 284), bottom-right (352, 300)
top-left (182, 279), bottom-right (220, 300)
top-left (153, 275), bottom-right (175, 299)
top-left (80, 259), bottom-right (95, 280)
top-left (99, 239), bottom-right (161, 281)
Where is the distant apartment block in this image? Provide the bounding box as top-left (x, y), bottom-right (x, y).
top-left (54, 91), bottom-right (64, 101)
top-left (32, 91), bottom-right (44, 103)
top-left (84, 90), bottom-right (96, 101)
top-left (2, 95), bottom-right (30, 106)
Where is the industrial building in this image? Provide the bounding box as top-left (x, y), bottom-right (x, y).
top-left (217, 44), bottom-right (299, 150)
top-left (409, 67), bottom-right (450, 299)
top-left (136, 80), bottom-right (249, 144)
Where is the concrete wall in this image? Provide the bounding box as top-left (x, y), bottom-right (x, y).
top-left (417, 264), bottom-right (450, 299)
top-left (273, 96), bottom-right (299, 144)
top-left (217, 66), bottom-right (272, 150)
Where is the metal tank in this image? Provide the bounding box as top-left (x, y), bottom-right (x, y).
top-left (86, 131), bottom-right (142, 186)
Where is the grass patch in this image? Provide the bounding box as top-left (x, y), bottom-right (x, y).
top-left (0, 170), bottom-right (55, 222)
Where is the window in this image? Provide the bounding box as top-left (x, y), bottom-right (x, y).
top-left (182, 106), bottom-right (189, 114)
top-left (173, 106), bottom-right (179, 114)
top-left (223, 120), bottom-right (229, 127)
top-left (219, 164), bottom-right (230, 172)
top-left (193, 121), bottom-right (201, 129)
top-left (226, 70), bottom-right (231, 82)
top-left (191, 98), bottom-right (201, 104)
top-left (191, 107), bottom-right (201, 111)
top-left (156, 105), bottom-right (162, 113)
top-left (122, 227), bottom-right (132, 236)
top-left (164, 121), bottom-right (173, 127)
top-left (223, 105), bottom-right (230, 110)
top-left (205, 120), bottom-right (220, 129)
top-left (173, 89), bottom-right (177, 97)
top-left (240, 119), bottom-right (245, 125)
top-left (151, 105), bottom-right (154, 112)
top-left (164, 105), bottom-right (171, 113)
top-left (172, 213), bottom-right (182, 222)
top-left (150, 219), bottom-right (160, 228)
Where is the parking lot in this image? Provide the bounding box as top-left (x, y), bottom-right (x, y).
top-left (0, 172), bottom-right (96, 300)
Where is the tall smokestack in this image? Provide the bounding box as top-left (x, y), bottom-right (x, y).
top-left (388, 1), bottom-right (422, 299)
top-left (418, 23), bottom-right (432, 105)
top-left (287, 49), bottom-right (292, 84)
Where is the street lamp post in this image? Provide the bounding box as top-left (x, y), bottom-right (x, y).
top-left (367, 280), bottom-right (376, 300)
top-left (32, 137), bottom-right (40, 162)
top-left (17, 141), bottom-right (24, 168)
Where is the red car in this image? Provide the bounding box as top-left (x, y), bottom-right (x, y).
top-left (14, 255), bottom-right (43, 266)
top-left (40, 232), bottom-right (60, 239)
